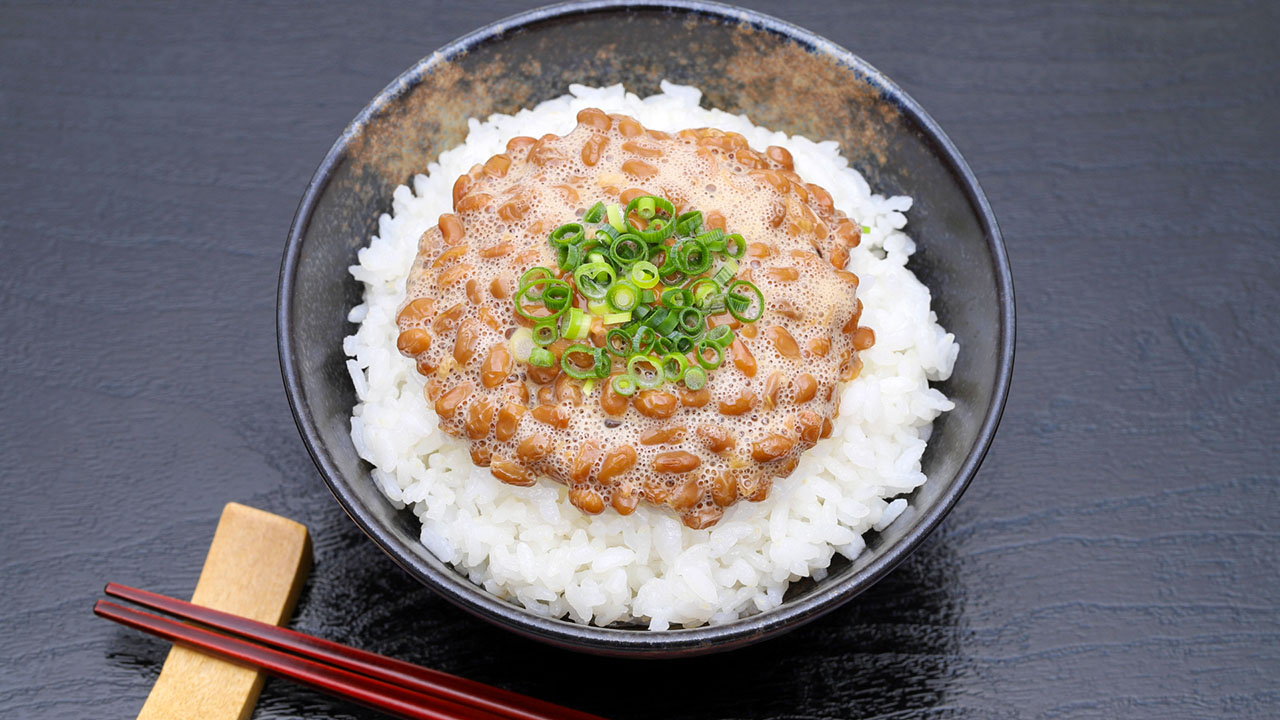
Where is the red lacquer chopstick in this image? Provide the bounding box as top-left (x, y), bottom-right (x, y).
top-left (95, 599), bottom-right (496, 720)
top-left (102, 583), bottom-right (602, 720)
top-left (96, 584), bottom-right (608, 720)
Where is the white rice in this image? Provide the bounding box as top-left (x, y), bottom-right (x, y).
top-left (343, 82), bottom-right (958, 629)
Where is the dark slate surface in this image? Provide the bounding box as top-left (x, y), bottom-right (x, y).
top-left (2, 1), bottom-right (1276, 718)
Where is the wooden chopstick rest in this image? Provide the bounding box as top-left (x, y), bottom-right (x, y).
top-left (136, 502), bottom-right (312, 720)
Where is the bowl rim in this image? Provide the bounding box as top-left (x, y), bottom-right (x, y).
top-left (278, 0), bottom-right (1015, 657)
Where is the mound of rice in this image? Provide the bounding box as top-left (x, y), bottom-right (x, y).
top-left (343, 81), bottom-right (958, 629)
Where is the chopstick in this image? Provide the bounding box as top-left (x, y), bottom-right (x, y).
top-left (96, 583), bottom-right (607, 720)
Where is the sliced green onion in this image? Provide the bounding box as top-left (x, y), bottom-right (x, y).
top-left (606, 203), bottom-right (625, 232)
top-left (700, 292), bottom-right (726, 315)
top-left (543, 282), bottom-right (572, 312)
top-left (587, 299), bottom-right (610, 316)
top-left (661, 352), bottom-right (690, 382)
top-left (514, 277), bottom-right (571, 319)
top-left (658, 262), bottom-right (687, 287)
top-left (677, 307), bottom-right (703, 335)
top-left (528, 347), bottom-right (554, 367)
top-left (556, 242), bottom-right (583, 271)
top-left (705, 324), bottom-right (734, 348)
top-left (681, 239), bottom-right (713, 275)
top-left (656, 335), bottom-right (677, 353)
top-left (627, 355), bottom-right (664, 389)
top-left (592, 348), bottom-right (612, 378)
top-left (640, 289), bottom-right (657, 305)
top-left (653, 309), bottom-right (679, 335)
top-left (582, 378), bottom-right (596, 395)
top-left (629, 260), bottom-right (660, 289)
top-left (594, 223), bottom-right (619, 241)
top-left (562, 307), bottom-right (592, 341)
top-left (561, 344), bottom-right (600, 379)
top-left (632, 325), bottom-right (658, 354)
top-left (683, 366), bottom-right (707, 390)
top-left (712, 257), bottom-right (740, 287)
top-left (624, 196), bottom-right (675, 243)
top-left (518, 267), bottom-right (553, 298)
top-left (694, 339), bottom-right (724, 369)
top-left (636, 196), bottom-right (657, 219)
top-left (675, 210), bottom-right (703, 236)
top-left (602, 311), bottom-right (632, 325)
top-left (690, 277), bottom-right (720, 304)
top-left (726, 279), bottom-right (764, 323)
top-left (608, 233), bottom-right (647, 268)
top-left (661, 287), bottom-right (693, 309)
top-left (632, 303), bottom-right (653, 322)
top-left (724, 233), bottom-right (747, 259)
top-left (861, 224), bottom-right (871, 234)
top-left (584, 201), bottom-right (606, 223)
top-left (532, 320), bottom-right (559, 346)
top-left (643, 307), bottom-right (668, 329)
top-left (573, 261), bottom-right (616, 300)
top-left (605, 280), bottom-right (640, 312)
top-left (696, 228), bottom-right (725, 252)
top-left (606, 328), bottom-right (633, 357)
top-left (549, 223), bottom-right (584, 247)
top-left (611, 374), bottom-right (637, 397)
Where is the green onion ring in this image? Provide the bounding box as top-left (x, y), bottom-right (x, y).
top-left (532, 320), bottom-right (559, 346)
top-left (724, 233), bottom-right (747, 259)
top-left (561, 344), bottom-right (600, 379)
top-left (584, 201), bottom-right (606, 223)
top-left (678, 238), bottom-right (712, 275)
top-left (556, 242), bottom-right (583, 271)
top-left (624, 196), bottom-right (675, 243)
top-left (661, 352), bottom-right (690, 382)
top-left (608, 233), bottom-right (647, 267)
top-left (606, 328), bottom-right (633, 357)
top-left (514, 277), bottom-right (571, 320)
top-left (573, 261), bottom-right (616, 301)
top-left (627, 355), bottom-right (664, 389)
top-left (683, 366), bottom-right (708, 390)
top-left (632, 325), bottom-right (658, 354)
top-left (696, 228), bottom-right (726, 253)
top-left (561, 307), bottom-right (593, 340)
top-left (605, 280), bottom-right (640, 312)
top-left (528, 347), bottom-right (555, 368)
top-left (675, 210), bottom-right (703, 236)
top-left (636, 196), bottom-right (656, 219)
top-left (661, 287), bottom-right (693, 310)
top-left (705, 324), bottom-right (734, 348)
top-left (549, 223), bottom-right (585, 247)
top-left (518, 267), bottom-right (553, 299)
top-left (610, 374), bottom-right (637, 397)
top-left (629, 260), bottom-right (660, 289)
top-left (677, 307), bottom-right (704, 335)
top-left (726, 279), bottom-right (764, 322)
top-left (694, 339), bottom-right (724, 369)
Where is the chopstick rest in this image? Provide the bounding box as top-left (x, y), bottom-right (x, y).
top-left (135, 502), bottom-right (312, 720)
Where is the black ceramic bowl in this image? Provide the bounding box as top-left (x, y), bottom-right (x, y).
top-left (279, 0), bottom-right (1013, 657)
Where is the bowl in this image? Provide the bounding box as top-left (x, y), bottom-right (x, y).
top-left (279, 0), bottom-right (1014, 657)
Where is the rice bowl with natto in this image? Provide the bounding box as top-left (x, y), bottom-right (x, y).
top-left (342, 81), bottom-right (958, 629)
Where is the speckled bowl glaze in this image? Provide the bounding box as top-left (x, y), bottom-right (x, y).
top-left (279, 0), bottom-right (1014, 657)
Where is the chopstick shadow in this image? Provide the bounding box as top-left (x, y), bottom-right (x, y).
top-left (243, 519), bottom-right (971, 720)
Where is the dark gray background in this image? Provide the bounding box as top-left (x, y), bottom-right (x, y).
top-left (2, 1), bottom-right (1277, 718)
